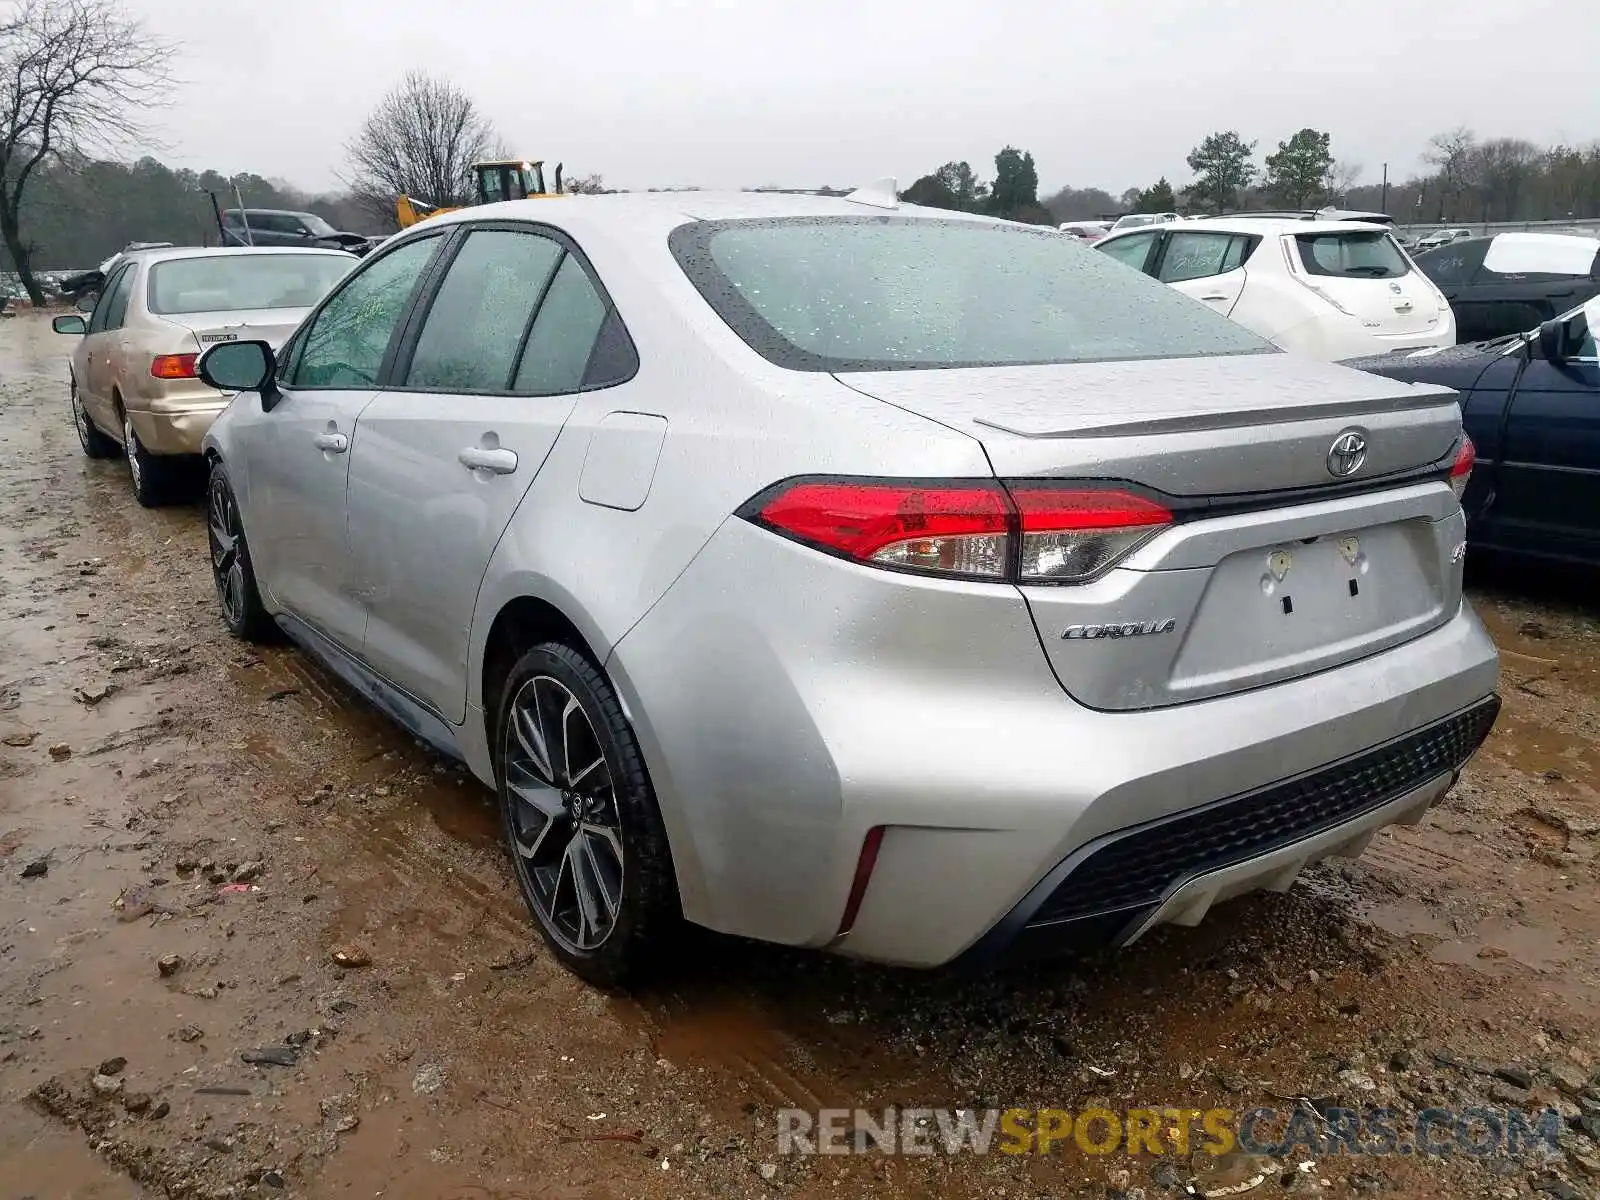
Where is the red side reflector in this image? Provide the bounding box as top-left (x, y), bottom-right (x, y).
top-left (835, 826), bottom-right (885, 938)
top-left (1449, 436), bottom-right (1475, 500)
top-left (151, 353), bottom-right (198, 379)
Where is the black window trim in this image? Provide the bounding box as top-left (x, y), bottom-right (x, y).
top-left (383, 217), bottom-right (639, 398)
top-left (280, 228), bottom-right (453, 393)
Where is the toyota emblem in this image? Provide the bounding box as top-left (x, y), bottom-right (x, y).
top-left (1327, 430), bottom-right (1368, 478)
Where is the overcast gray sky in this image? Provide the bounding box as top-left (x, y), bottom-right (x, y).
top-left (127, 0), bottom-right (1600, 198)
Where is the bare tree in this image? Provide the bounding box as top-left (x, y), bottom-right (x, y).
top-left (564, 172), bottom-right (608, 195)
top-left (1423, 127), bottom-right (1477, 220)
top-left (0, 0), bottom-right (173, 303)
top-left (1325, 160), bottom-right (1362, 203)
top-left (1474, 138), bottom-right (1541, 221)
top-left (344, 71), bottom-right (500, 228)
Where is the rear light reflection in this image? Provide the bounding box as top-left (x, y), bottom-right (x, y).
top-left (745, 478), bottom-right (1173, 585)
top-left (1449, 435), bottom-right (1475, 501)
top-left (150, 353), bottom-right (198, 379)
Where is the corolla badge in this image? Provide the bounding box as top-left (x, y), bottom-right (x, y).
top-left (1062, 618), bottom-right (1177, 641)
top-left (1326, 430), bottom-right (1368, 478)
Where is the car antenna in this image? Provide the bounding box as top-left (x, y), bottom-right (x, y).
top-left (845, 178), bottom-right (899, 210)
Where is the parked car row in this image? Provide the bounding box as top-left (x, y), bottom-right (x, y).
top-left (53, 192), bottom-right (1502, 987)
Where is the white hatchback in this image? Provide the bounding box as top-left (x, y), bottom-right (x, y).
top-left (1096, 218), bottom-right (1456, 361)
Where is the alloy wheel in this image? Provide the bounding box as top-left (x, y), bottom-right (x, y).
top-left (207, 475), bottom-right (246, 627)
top-left (502, 675), bottom-right (624, 953)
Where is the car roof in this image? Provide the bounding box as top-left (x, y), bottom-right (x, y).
top-left (120, 245), bottom-right (360, 265)
top-left (1103, 216), bottom-right (1390, 236)
top-left (409, 190), bottom-right (1011, 254)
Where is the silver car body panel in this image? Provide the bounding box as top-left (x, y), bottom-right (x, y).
top-left (202, 192), bottom-right (1500, 968)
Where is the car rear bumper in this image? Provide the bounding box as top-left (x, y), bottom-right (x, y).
top-left (608, 519), bottom-right (1501, 968)
top-left (128, 401), bottom-right (229, 455)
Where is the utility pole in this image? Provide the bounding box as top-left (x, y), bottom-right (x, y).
top-left (1380, 163), bottom-right (1389, 215)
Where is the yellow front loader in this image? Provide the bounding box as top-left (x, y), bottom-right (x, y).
top-left (396, 159), bottom-right (564, 229)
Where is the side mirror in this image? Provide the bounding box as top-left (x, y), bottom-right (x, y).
top-left (52, 314), bottom-right (87, 335)
top-left (1537, 319), bottom-right (1569, 364)
top-left (198, 340), bottom-right (279, 408)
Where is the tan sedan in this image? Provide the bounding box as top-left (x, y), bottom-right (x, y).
top-left (52, 246), bottom-right (356, 506)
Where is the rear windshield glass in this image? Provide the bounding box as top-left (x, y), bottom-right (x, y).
top-left (1296, 231), bottom-right (1409, 279)
top-left (670, 216), bottom-right (1274, 371)
top-left (147, 254), bottom-right (353, 315)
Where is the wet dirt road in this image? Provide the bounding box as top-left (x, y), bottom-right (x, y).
top-left (2, 311), bottom-right (1599, 1200)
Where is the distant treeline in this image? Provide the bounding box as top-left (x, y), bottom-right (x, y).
top-left (4, 155), bottom-right (372, 271)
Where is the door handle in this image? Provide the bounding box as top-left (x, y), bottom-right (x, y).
top-left (1201, 294), bottom-right (1230, 302)
top-left (312, 431), bottom-right (349, 453)
top-left (458, 446), bottom-right (518, 474)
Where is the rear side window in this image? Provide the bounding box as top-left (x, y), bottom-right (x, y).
top-left (512, 256), bottom-right (611, 393)
top-left (1157, 232), bottom-right (1256, 282)
top-left (1295, 231), bottom-right (1409, 279)
top-left (405, 230), bottom-right (563, 392)
top-left (672, 216), bottom-right (1272, 371)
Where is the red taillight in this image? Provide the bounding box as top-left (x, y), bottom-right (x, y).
top-left (745, 478), bottom-right (1173, 584)
top-left (150, 353), bottom-right (198, 379)
top-left (751, 480), bottom-right (1011, 579)
top-left (1449, 436), bottom-right (1475, 501)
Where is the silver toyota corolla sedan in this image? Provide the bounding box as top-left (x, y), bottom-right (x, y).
top-left (194, 190), bottom-right (1500, 985)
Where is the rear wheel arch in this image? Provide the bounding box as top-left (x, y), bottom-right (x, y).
top-left (481, 596), bottom-right (598, 732)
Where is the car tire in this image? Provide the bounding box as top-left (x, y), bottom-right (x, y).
top-left (205, 461), bottom-right (274, 643)
top-left (493, 641), bottom-right (678, 987)
top-left (72, 381), bottom-right (118, 459)
top-left (121, 408), bottom-right (178, 508)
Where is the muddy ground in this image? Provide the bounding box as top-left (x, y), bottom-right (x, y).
top-left (2, 311), bottom-right (1599, 1200)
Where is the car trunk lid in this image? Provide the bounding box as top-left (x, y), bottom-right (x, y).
top-left (157, 308), bottom-right (311, 353)
top-left (840, 353), bottom-right (1468, 710)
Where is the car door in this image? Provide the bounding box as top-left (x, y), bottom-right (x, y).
top-left (77, 263), bottom-right (128, 425)
top-left (1152, 231), bottom-right (1254, 317)
top-left (236, 232), bottom-right (448, 650)
top-left (84, 263), bottom-right (139, 434)
top-left (1492, 300), bottom-right (1600, 562)
top-left (345, 222), bottom-right (638, 722)
top-left (1415, 240), bottom-right (1490, 338)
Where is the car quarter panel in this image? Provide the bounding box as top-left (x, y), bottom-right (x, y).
top-left (605, 513), bottom-right (1499, 965)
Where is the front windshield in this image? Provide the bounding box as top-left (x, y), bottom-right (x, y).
top-left (148, 253), bottom-right (352, 314)
top-left (670, 215), bottom-right (1274, 371)
top-left (302, 214), bottom-right (338, 238)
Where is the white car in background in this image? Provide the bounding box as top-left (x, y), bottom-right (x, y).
top-left (1105, 212), bottom-right (1179, 234)
top-left (1096, 217), bottom-right (1456, 361)
top-left (1415, 227), bottom-right (1474, 252)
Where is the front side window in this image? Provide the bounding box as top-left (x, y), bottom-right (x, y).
top-left (291, 236), bottom-right (441, 389)
top-left (302, 214), bottom-right (338, 238)
top-left (1097, 231), bottom-right (1158, 273)
top-left (405, 229), bottom-right (563, 392)
top-left (673, 217), bottom-right (1272, 372)
top-left (148, 253), bottom-right (353, 315)
top-left (87, 265), bottom-right (131, 333)
top-left (101, 264), bottom-right (138, 329)
top-left (1296, 231), bottom-right (1410, 279)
